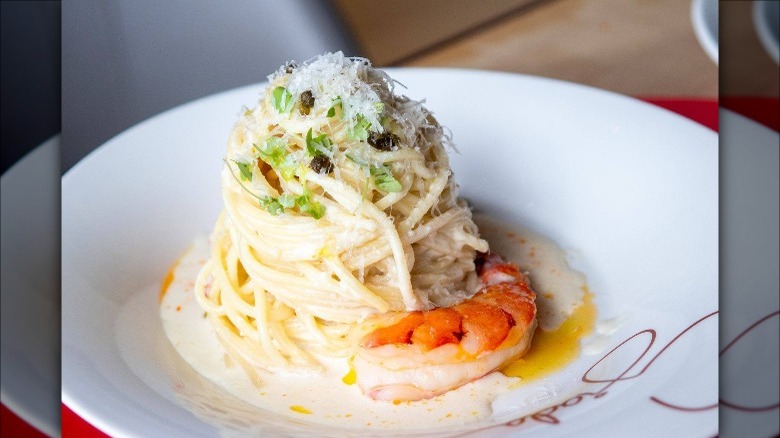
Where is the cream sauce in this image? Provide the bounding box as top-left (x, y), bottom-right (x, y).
top-left (474, 214), bottom-right (588, 331)
top-left (160, 219), bottom-right (599, 433)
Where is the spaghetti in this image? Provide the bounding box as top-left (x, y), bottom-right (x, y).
top-left (194, 53), bottom-right (488, 371)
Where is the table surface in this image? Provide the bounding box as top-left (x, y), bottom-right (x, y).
top-left (389, 0), bottom-right (777, 99)
top-left (720, 0), bottom-right (780, 97)
top-left (396, 0), bottom-right (719, 98)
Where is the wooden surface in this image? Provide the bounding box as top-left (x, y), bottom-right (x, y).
top-left (331, 0), bottom-right (538, 65)
top-left (335, 0), bottom-right (780, 99)
top-left (721, 0), bottom-right (780, 98)
top-left (396, 0), bottom-right (719, 98)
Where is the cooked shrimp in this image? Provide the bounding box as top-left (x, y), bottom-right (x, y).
top-left (353, 253), bottom-right (537, 401)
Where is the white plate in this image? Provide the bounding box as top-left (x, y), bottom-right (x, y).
top-left (719, 110), bottom-right (780, 438)
top-left (62, 69), bottom-right (719, 437)
top-left (692, 0), bottom-right (719, 64)
top-left (1, 136), bottom-right (61, 438)
top-left (753, 0), bottom-right (780, 64)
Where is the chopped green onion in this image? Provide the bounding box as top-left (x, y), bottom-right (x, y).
top-left (327, 97), bottom-right (342, 117)
top-left (254, 137), bottom-right (300, 181)
top-left (257, 186), bottom-right (326, 220)
top-left (347, 114), bottom-right (372, 141)
top-left (346, 154), bottom-right (402, 193)
top-left (296, 192), bottom-right (326, 219)
top-left (305, 128), bottom-right (332, 157)
top-left (259, 196), bottom-right (284, 215)
top-left (277, 156), bottom-right (298, 181)
top-left (235, 161), bottom-right (253, 181)
top-left (255, 137), bottom-right (288, 168)
top-left (271, 86), bottom-right (294, 113)
top-left (371, 165), bottom-right (402, 192)
top-left (278, 193), bottom-right (296, 208)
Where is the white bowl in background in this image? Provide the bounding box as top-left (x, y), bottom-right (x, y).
top-left (753, 0), bottom-right (780, 64)
top-left (692, 0), bottom-right (719, 64)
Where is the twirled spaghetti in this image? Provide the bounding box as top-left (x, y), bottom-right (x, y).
top-left (195, 53), bottom-right (488, 371)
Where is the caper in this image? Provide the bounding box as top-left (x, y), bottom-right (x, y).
top-left (367, 132), bottom-right (400, 151)
top-left (310, 155), bottom-right (333, 174)
top-left (299, 90), bottom-right (315, 115)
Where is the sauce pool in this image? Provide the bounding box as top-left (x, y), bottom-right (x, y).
top-left (158, 219), bottom-right (601, 432)
top-left (502, 291), bottom-right (596, 383)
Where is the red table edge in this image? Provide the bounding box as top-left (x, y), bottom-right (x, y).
top-left (639, 95), bottom-right (780, 133)
top-left (1, 405), bottom-right (48, 438)
top-left (720, 96), bottom-right (780, 132)
top-left (641, 96), bottom-right (780, 133)
top-left (640, 97), bottom-right (719, 132)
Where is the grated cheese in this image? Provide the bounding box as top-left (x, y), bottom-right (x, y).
top-left (263, 52), bottom-right (445, 152)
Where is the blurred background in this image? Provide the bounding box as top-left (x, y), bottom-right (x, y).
top-left (59, 0), bottom-right (729, 171)
top-left (3, 0), bottom-right (777, 172)
top-left (0, 0), bottom-right (59, 174)
top-left (1, 0), bottom-right (779, 437)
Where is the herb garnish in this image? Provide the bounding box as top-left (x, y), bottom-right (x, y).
top-left (255, 137), bottom-right (287, 167)
top-left (305, 128), bottom-right (332, 157)
top-left (235, 161), bottom-right (253, 181)
top-left (370, 165), bottom-right (402, 192)
top-left (347, 114), bottom-right (372, 141)
top-left (278, 193), bottom-right (296, 209)
top-left (271, 86), bottom-right (294, 113)
top-left (345, 154), bottom-right (402, 193)
top-left (229, 158), bottom-right (326, 219)
top-left (296, 190), bottom-right (326, 219)
top-left (258, 192), bottom-right (323, 218)
top-left (259, 196), bottom-right (285, 215)
top-left (327, 97), bottom-right (342, 118)
top-left (253, 137), bottom-right (300, 181)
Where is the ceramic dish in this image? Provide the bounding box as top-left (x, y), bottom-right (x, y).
top-left (1, 137), bottom-right (61, 437)
top-left (753, 0), bottom-right (780, 64)
top-left (691, 0), bottom-right (719, 64)
top-left (62, 69), bottom-right (718, 437)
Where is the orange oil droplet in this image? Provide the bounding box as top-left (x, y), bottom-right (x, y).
top-left (159, 265), bottom-right (177, 302)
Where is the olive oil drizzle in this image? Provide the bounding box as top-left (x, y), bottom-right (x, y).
top-left (502, 292), bottom-right (597, 384)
